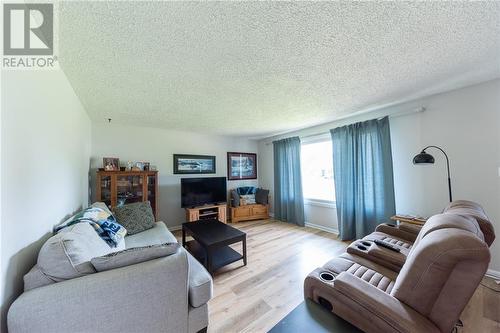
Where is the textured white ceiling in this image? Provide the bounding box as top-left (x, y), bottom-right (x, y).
top-left (59, 1), bottom-right (500, 138)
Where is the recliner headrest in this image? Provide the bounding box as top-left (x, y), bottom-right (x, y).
top-left (419, 214), bottom-right (484, 242)
top-left (443, 200), bottom-right (495, 246)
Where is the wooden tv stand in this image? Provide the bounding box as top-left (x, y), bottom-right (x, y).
top-left (185, 204), bottom-right (227, 223)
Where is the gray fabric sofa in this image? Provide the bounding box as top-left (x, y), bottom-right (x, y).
top-left (8, 221), bottom-right (213, 333)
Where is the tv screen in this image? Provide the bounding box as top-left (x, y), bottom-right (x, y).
top-left (181, 177), bottom-right (227, 208)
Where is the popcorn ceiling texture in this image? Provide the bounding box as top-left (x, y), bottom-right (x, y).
top-left (59, 1), bottom-right (500, 137)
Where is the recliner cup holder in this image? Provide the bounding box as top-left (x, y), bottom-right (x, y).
top-left (319, 271), bottom-right (335, 282)
top-left (356, 245), bottom-right (367, 251)
top-left (361, 241), bottom-right (371, 247)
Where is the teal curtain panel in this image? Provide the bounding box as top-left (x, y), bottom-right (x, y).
top-left (330, 116), bottom-right (396, 240)
top-left (273, 137), bottom-right (305, 226)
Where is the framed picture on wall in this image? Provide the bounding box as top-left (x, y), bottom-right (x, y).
top-left (227, 152), bottom-right (257, 180)
top-left (173, 154), bottom-right (216, 174)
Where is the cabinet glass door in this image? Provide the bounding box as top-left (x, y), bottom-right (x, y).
top-left (116, 175), bottom-right (144, 206)
top-left (147, 173), bottom-right (157, 215)
top-left (99, 175), bottom-right (112, 207)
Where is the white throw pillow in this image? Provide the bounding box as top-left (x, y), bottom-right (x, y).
top-left (240, 194), bottom-right (256, 205)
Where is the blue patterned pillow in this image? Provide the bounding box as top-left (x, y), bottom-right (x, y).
top-left (237, 186), bottom-right (256, 195)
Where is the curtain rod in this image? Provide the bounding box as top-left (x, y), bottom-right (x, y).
top-left (265, 106), bottom-right (426, 145)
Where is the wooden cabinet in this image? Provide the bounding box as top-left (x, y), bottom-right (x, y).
top-left (231, 204), bottom-right (269, 223)
top-left (185, 204), bottom-right (227, 223)
top-left (96, 170), bottom-right (159, 219)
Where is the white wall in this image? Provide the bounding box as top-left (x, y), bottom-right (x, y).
top-left (1, 69), bottom-right (91, 330)
top-left (258, 79), bottom-right (500, 272)
top-left (390, 79), bottom-right (500, 272)
top-left (303, 201), bottom-right (339, 233)
top-left (91, 123), bottom-right (259, 229)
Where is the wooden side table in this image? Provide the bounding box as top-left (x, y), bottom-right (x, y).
top-left (390, 215), bottom-right (427, 226)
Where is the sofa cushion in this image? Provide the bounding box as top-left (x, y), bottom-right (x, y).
top-left (125, 221), bottom-right (177, 249)
top-left (255, 188), bottom-right (269, 205)
top-left (23, 265), bottom-right (54, 291)
top-left (113, 201), bottom-right (156, 235)
top-left (38, 223), bottom-right (118, 281)
top-left (187, 252), bottom-right (213, 307)
top-left (91, 243), bottom-right (180, 272)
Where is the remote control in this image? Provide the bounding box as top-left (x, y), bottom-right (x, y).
top-left (373, 239), bottom-right (401, 252)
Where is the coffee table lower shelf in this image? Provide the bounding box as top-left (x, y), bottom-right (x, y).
top-left (186, 240), bottom-right (244, 273)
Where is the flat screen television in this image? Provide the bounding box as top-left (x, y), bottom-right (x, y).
top-left (181, 177), bottom-right (227, 208)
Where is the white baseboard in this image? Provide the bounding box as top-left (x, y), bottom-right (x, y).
top-left (305, 222), bottom-right (339, 235)
top-left (486, 269), bottom-right (500, 280)
top-left (168, 225), bottom-right (182, 232)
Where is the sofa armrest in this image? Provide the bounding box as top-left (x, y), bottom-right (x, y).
top-left (375, 223), bottom-right (418, 242)
top-left (187, 252), bottom-right (213, 307)
top-left (8, 250), bottom-right (189, 333)
top-left (333, 272), bottom-right (439, 333)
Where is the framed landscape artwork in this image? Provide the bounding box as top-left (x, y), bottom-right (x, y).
top-left (227, 152), bottom-right (257, 180)
top-left (173, 154), bottom-right (216, 174)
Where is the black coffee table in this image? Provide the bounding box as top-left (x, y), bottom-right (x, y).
top-left (182, 219), bottom-right (247, 275)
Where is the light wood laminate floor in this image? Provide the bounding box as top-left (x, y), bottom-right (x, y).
top-left (176, 219), bottom-right (500, 333)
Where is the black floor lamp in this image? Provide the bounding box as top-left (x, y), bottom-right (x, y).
top-left (413, 145), bottom-right (453, 202)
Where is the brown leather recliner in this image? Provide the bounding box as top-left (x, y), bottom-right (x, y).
top-left (355, 200), bottom-right (495, 272)
top-left (304, 201), bottom-right (495, 333)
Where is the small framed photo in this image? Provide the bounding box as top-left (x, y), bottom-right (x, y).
top-left (103, 157), bottom-right (119, 171)
top-left (132, 162), bottom-right (144, 171)
top-left (227, 152), bottom-right (257, 180)
top-left (174, 154), bottom-right (216, 174)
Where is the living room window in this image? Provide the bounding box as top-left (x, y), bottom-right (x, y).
top-left (300, 136), bottom-right (336, 204)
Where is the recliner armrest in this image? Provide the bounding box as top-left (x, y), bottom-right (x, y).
top-left (375, 223), bottom-right (418, 242)
top-left (333, 272), bottom-right (439, 333)
top-left (398, 222), bottom-right (422, 235)
top-left (346, 241), bottom-right (406, 272)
